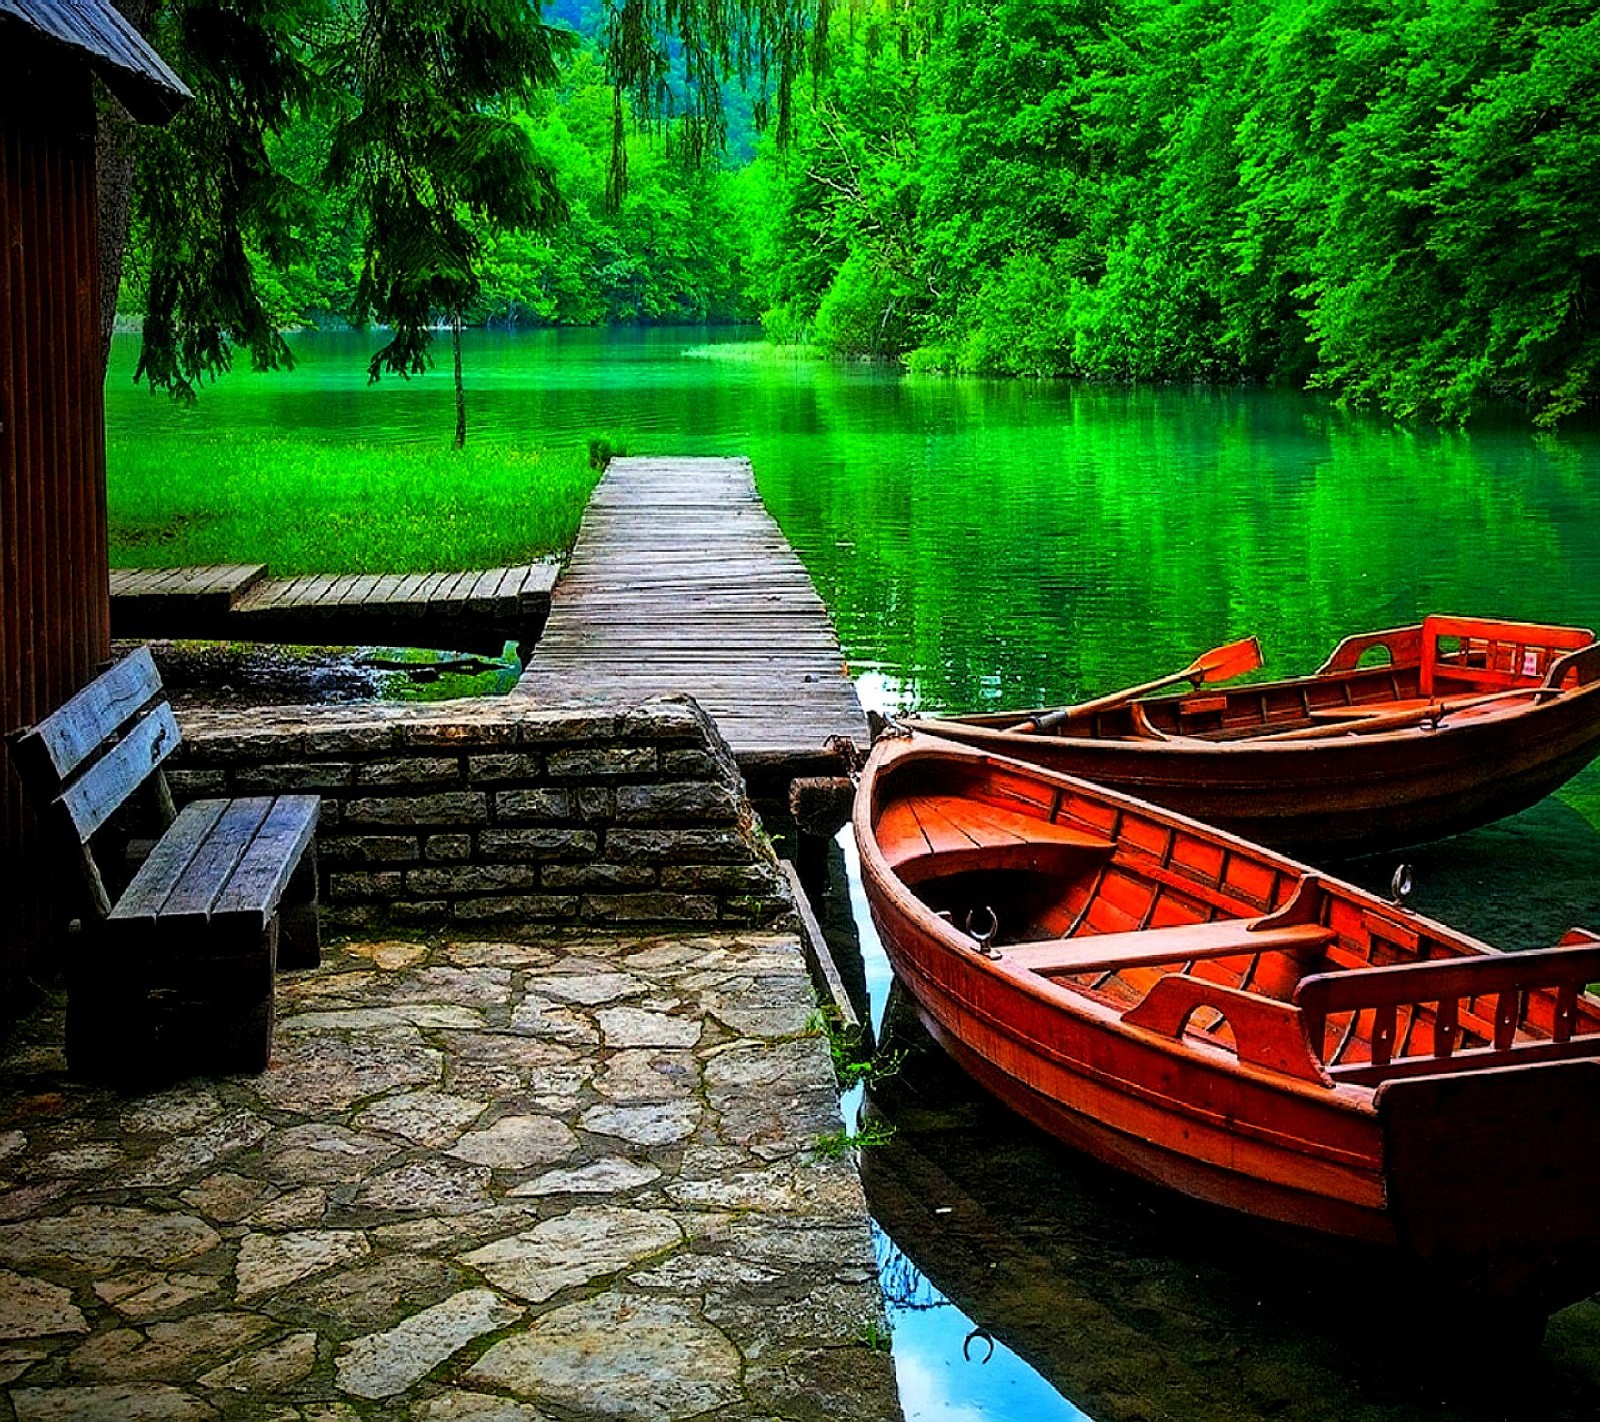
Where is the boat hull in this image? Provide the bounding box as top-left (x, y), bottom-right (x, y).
top-left (856, 734), bottom-right (1600, 1314)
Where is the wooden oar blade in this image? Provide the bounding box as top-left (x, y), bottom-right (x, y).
top-left (1192, 635), bottom-right (1262, 685)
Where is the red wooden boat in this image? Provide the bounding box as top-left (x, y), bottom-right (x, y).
top-left (906, 615), bottom-right (1600, 857)
top-left (854, 731), bottom-right (1600, 1321)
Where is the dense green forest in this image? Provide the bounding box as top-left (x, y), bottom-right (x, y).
top-left (216, 52), bottom-right (755, 331)
top-left (745, 0), bottom-right (1600, 424)
top-left (119, 0), bottom-right (1600, 425)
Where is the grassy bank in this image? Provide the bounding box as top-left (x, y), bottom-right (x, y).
top-left (107, 432), bottom-right (599, 574)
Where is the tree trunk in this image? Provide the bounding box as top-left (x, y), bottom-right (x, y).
top-left (94, 0), bottom-right (159, 376)
top-left (452, 311), bottom-right (467, 450)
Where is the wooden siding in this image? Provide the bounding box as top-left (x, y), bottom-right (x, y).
top-left (0, 42), bottom-right (110, 1013)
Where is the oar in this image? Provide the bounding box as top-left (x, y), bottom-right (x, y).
top-left (1256, 685), bottom-right (1556, 743)
top-left (1012, 636), bottom-right (1264, 735)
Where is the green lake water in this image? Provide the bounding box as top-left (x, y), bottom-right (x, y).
top-left (108, 325), bottom-right (1600, 1419)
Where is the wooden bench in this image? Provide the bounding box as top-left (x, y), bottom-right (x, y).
top-left (11, 648), bottom-right (320, 1076)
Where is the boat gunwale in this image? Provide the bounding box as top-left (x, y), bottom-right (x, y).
top-left (908, 672), bottom-right (1600, 755)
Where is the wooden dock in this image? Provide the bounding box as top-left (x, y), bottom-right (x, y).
top-left (110, 562), bottom-right (557, 656)
top-left (518, 457), bottom-right (866, 789)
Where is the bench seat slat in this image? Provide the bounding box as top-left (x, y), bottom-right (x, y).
top-left (212, 796), bottom-right (320, 929)
top-left (57, 703), bottom-right (182, 843)
top-left (1006, 919), bottom-right (1337, 977)
top-left (157, 797), bottom-right (276, 921)
top-left (111, 800), bottom-right (229, 923)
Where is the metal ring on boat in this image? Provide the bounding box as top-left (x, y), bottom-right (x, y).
top-left (965, 906), bottom-right (1002, 959)
top-left (1391, 863), bottom-right (1414, 905)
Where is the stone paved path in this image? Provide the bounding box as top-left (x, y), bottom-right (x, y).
top-left (0, 933), bottom-right (901, 1421)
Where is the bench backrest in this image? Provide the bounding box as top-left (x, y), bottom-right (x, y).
top-left (10, 648), bottom-right (181, 914)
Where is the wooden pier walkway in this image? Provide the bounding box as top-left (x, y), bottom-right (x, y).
top-left (518, 457), bottom-right (866, 783)
top-left (110, 561), bottom-right (557, 656)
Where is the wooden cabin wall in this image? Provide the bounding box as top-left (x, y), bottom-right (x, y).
top-left (0, 41), bottom-right (111, 1016)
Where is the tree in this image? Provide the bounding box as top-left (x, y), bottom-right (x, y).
top-left (325, 0), bottom-right (570, 447)
top-left (106, 0), bottom-right (828, 431)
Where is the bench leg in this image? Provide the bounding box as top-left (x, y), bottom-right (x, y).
top-left (278, 843), bottom-right (321, 971)
top-left (66, 955), bottom-right (153, 1080)
top-left (157, 922), bottom-right (278, 1076)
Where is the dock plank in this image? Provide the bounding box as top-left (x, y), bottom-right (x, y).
top-left (519, 457), bottom-right (866, 767)
top-left (113, 560), bottom-right (556, 655)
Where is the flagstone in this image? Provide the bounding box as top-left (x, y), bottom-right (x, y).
top-left (11, 1384), bottom-right (217, 1422)
top-left (335, 1289), bottom-right (522, 1401)
top-left (595, 1006), bottom-right (701, 1050)
top-left (236, 1230), bottom-right (371, 1301)
top-left (354, 1092), bottom-right (487, 1148)
top-left (506, 1158), bottom-right (661, 1198)
top-left (464, 1293), bottom-right (741, 1420)
top-left (578, 1100), bottom-right (700, 1147)
top-left (447, 1114), bottom-right (576, 1170)
top-left (458, 1208), bottom-right (681, 1303)
top-left (198, 1331), bottom-right (318, 1392)
top-left (0, 1268), bottom-right (87, 1338)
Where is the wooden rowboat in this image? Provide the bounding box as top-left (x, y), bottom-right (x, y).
top-left (905, 615), bottom-right (1600, 857)
top-left (854, 731), bottom-right (1600, 1321)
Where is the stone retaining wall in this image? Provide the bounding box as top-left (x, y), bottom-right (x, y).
top-left (170, 695), bottom-right (792, 933)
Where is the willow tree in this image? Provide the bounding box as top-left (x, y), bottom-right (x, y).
top-left (325, 0), bottom-right (569, 448)
top-left (111, 0), bottom-right (829, 432)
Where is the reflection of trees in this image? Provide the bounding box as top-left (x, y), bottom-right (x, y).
top-left (874, 1225), bottom-right (950, 1314)
top-left (748, 374), bottom-right (1600, 716)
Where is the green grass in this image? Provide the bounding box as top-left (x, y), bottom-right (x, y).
top-left (107, 432), bottom-right (599, 574)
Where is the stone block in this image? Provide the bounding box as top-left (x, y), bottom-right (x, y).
top-left (605, 828), bottom-right (750, 864)
top-left (454, 895), bottom-right (579, 922)
top-left (479, 828), bottom-right (598, 861)
top-left (321, 835), bottom-right (421, 866)
top-left (401, 718), bottom-right (518, 747)
top-left (546, 746), bottom-right (657, 779)
top-left (345, 792), bottom-right (488, 827)
top-left (620, 698), bottom-right (708, 742)
top-left (660, 748), bottom-right (729, 780)
top-left (660, 864), bottom-right (785, 894)
top-left (615, 781), bottom-right (739, 824)
top-left (408, 865), bottom-right (538, 896)
top-left (581, 892), bottom-right (719, 924)
top-left (304, 724), bottom-right (401, 756)
top-left (467, 752), bottom-right (545, 783)
top-left (424, 834), bottom-right (472, 862)
top-left (540, 863), bottom-right (657, 890)
top-left (574, 787), bottom-right (615, 821)
top-left (493, 788), bottom-right (573, 823)
top-left (356, 758), bottom-right (463, 788)
top-left (237, 762), bottom-right (356, 792)
top-left (516, 709), bottom-right (619, 744)
top-left (720, 895), bottom-right (793, 925)
top-left (323, 903), bottom-right (381, 930)
top-left (317, 800), bottom-right (342, 828)
top-left (329, 871), bottom-right (405, 902)
top-left (188, 726), bottom-right (302, 759)
top-left (390, 901), bottom-right (450, 926)
top-left (166, 769), bottom-right (230, 799)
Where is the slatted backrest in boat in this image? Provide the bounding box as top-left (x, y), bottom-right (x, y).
top-left (1419, 615), bottom-right (1594, 698)
top-left (1295, 930), bottom-right (1600, 1084)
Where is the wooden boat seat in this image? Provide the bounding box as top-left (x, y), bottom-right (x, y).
top-left (878, 793), bottom-right (1113, 886)
top-left (1005, 917), bottom-right (1336, 978)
